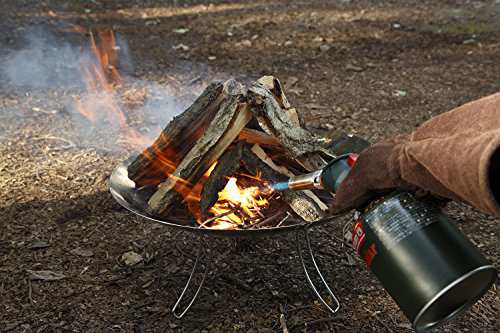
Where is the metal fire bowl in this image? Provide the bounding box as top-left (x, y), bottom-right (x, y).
top-left (109, 156), bottom-right (340, 238)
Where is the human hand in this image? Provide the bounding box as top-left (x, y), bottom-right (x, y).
top-left (330, 135), bottom-right (413, 213)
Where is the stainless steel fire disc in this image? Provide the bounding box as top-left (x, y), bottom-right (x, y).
top-left (109, 157), bottom-right (340, 238)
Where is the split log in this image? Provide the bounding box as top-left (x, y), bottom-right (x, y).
top-left (247, 77), bottom-right (334, 171)
top-left (238, 128), bottom-right (283, 150)
top-left (127, 81), bottom-right (228, 186)
top-left (199, 142), bottom-right (246, 219)
top-left (147, 82), bottom-right (252, 215)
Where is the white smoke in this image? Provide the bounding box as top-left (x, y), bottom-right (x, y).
top-left (1, 31), bottom-right (89, 89)
top-left (0, 28), bottom-right (195, 151)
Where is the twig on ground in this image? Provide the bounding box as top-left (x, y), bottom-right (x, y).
top-left (27, 278), bottom-right (33, 304)
top-left (280, 313), bottom-right (289, 333)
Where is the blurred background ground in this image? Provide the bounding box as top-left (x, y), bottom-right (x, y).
top-left (0, 1), bottom-right (499, 332)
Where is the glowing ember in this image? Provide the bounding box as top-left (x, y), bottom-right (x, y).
top-left (207, 175), bottom-right (273, 229)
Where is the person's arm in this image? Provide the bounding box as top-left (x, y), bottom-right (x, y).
top-left (332, 92), bottom-right (500, 217)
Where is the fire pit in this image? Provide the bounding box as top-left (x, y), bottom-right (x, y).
top-left (110, 157), bottom-right (341, 318)
top-left (110, 76), bottom-right (347, 318)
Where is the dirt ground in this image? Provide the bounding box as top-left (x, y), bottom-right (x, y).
top-left (0, 0), bottom-right (499, 332)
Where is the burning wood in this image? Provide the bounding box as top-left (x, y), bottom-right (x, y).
top-left (128, 75), bottom-right (337, 229)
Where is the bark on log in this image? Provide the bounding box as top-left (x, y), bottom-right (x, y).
top-left (247, 77), bottom-right (333, 171)
top-left (127, 81), bottom-right (227, 186)
top-left (147, 84), bottom-right (252, 215)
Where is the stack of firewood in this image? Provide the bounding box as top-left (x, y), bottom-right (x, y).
top-left (127, 76), bottom-right (341, 228)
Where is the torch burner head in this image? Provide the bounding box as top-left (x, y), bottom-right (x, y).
top-left (285, 169), bottom-right (324, 191)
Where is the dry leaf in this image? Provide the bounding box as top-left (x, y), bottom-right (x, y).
top-left (122, 251), bottom-right (143, 266)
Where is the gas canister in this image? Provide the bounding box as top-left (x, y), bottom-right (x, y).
top-left (278, 150), bottom-right (497, 332)
top-left (353, 192), bottom-right (496, 332)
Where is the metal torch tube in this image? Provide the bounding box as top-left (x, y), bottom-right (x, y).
top-left (287, 170), bottom-right (324, 190)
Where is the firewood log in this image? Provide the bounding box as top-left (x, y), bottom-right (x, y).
top-left (238, 128), bottom-right (283, 150)
top-left (199, 142), bottom-right (246, 219)
top-left (147, 81), bottom-right (252, 215)
top-left (247, 77), bottom-right (334, 171)
top-left (127, 81), bottom-right (228, 186)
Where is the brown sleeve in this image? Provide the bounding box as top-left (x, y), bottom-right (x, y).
top-left (391, 92), bottom-right (500, 217)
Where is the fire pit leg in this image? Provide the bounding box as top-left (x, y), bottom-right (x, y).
top-left (296, 228), bottom-right (341, 315)
top-left (171, 240), bottom-right (210, 319)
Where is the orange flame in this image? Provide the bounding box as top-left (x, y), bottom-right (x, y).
top-left (74, 28), bottom-right (275, 229)
top-left (75, 27), bottom-right (150, 150)
top-left (205, 174), bottom-right (273, 229)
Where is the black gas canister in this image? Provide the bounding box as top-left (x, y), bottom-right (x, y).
top-left (352, 192), bottom-right (497, 332)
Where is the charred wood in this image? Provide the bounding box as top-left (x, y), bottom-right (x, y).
top-left (127, 81), bottom-right (227, 186)
top-left (147, 82), bottom-right (252, 215)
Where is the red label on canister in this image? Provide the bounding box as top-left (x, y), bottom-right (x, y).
top-left (352, 221), bottom-right (366, 254)
top-left (364, 243), bottom-right (378, 268)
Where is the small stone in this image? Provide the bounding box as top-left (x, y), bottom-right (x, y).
top-left (30, 240), bottom-right (50, 249)
top-left (392, 23), bottom-right (401, 29)
top-left (121, 251), bottom-right (143, 266)
top-left (227, 31), bottom-right (233, 36)
top-left (393, 89), bottom-right (408, 97)
top-left (172, 43), bottom-right (190, 51)
top-left (284, 40), bottom-right (293, 46)
top-left (319, 44), bottom-right (331, 52)
top-left (237, 39), bottom-right (252, 47)
top-left (313, 36), bottom-right (324, 42)
top-left (173, 28), bottom-right (189, 34)
top-left (251, 34), bottom-right (259, 40)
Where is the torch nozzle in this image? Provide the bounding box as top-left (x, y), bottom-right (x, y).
top-left (271, 182), bottom-right (290, 191)
top-left (272, 170), bottom-right (324, 192)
